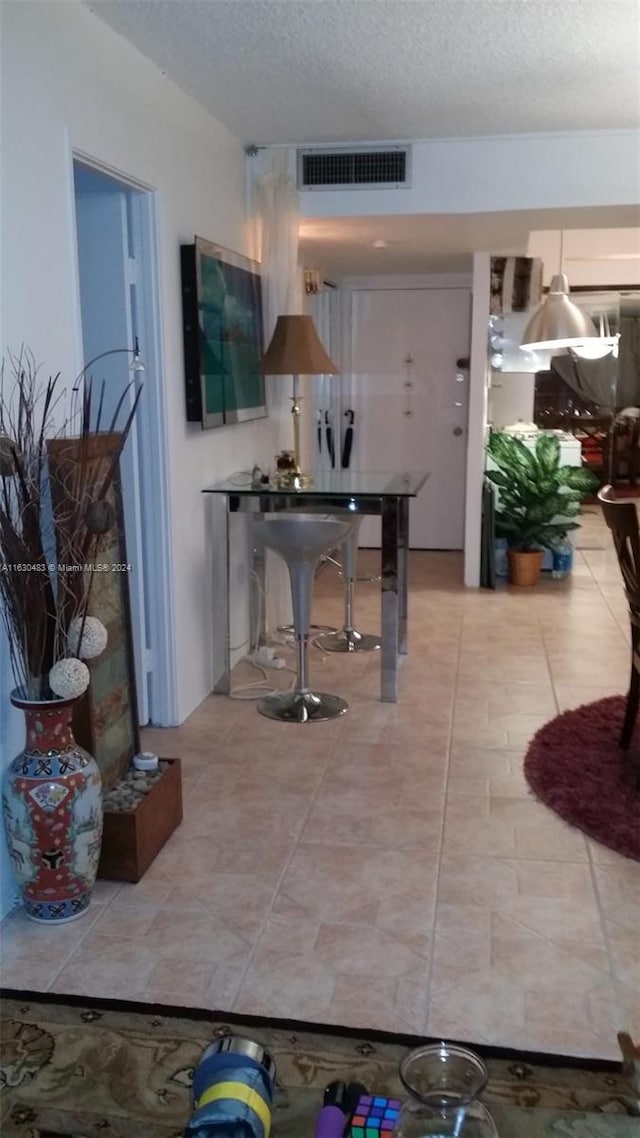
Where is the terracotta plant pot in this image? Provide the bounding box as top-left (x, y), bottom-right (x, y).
top-left (508, 549), bottom-right (543, 586)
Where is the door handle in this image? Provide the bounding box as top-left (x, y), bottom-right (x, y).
top-left (452, 426), bottom-right (463, 436)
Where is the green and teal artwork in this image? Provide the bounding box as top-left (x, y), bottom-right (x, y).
top-left (181, 238), bottom-right (266, 428)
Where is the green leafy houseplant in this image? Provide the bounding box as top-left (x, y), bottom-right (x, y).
top-left (486, 431), bottom-right (598, 553)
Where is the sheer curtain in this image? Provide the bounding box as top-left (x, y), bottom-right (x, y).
top-left (618, 301), bottom-right (640, 409)
top-left (551, 353), bottom-right (617, 410)
top-left (550, 307), bottom-right (640, 412)
top-left (250, 148), bottom-right (303, 633)
top-left (253, 148), bottom-right (302, 456)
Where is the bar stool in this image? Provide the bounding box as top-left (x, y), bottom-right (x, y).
top-left (250, 514), bottom-right (354, 722)
top-left (316, 519), bottom-right (381, 653)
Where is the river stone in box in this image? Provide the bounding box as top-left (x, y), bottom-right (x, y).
top-left (102, 762), bottom-right (168, 812)
top-left (98, 757), bottom-right (182, 882)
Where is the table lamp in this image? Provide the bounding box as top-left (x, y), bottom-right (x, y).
top-left (261, 314), bottom-right (338, 488)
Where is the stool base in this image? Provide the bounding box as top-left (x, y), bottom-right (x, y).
top-left (257, 689), bottom-right (348, 723)
top-left (316, 628), bottom-right (381, 653)
top-left (278, 623), bottom-right (337, 637)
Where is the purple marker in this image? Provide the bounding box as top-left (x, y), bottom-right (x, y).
top-left (314, 1081), bottom-right (368, 1138)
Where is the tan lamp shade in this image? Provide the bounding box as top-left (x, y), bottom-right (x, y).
top-left (262, 314), bottom-right (338, 375)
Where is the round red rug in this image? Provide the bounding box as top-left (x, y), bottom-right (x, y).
top-left (524, 695), bottom-right (640, 861)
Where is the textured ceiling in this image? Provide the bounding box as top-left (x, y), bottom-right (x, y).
top-left (86, 0), bottom-right (640, 144)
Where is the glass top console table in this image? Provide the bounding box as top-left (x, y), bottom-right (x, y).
top-left (202, 470), bottom-right (429, 703)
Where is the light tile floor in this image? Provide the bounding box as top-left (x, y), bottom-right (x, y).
top-left (2, 508), bottom-right (638, 1059)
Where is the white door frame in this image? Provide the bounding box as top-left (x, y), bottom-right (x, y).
top-left (465, 253), bottom-right (491, 586)
top-left (68, 148), bottom-right (178, 726)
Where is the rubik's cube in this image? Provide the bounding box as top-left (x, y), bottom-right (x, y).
top-left (349, 1094), bottom-right (402, 1136)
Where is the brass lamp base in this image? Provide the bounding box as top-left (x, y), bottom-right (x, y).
top-left (272, 450), bottom-right (313, 489)
top-left (272, 468), bottom-right (314, 490)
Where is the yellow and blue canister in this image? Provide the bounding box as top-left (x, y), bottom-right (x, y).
top-left (185, 1035), bottom-right (276, 1137)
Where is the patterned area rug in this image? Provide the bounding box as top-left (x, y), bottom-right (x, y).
top-left (525, 696), bottom-right (640, 861)
top-left (1, 993), bottom-right (639, 1136)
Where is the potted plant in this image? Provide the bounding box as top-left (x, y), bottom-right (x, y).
top-left (0, 348), bottom-right (141, 922)
top-left (486, 431), bottom-right (597, 586)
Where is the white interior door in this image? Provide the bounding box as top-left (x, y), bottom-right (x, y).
top-left (350, 287), bottom-right (471, 549)
top-left (75, 190), bottom-right (149, 722)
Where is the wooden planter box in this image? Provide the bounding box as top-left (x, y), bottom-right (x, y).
top-left (97, 758), bottom-right (183, 883)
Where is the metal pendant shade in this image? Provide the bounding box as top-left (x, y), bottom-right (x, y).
top-left (520, 274), bottom-right (598, 350)
top-left (261, 314), bottom-right (338, 375)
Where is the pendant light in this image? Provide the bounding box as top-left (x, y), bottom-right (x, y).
top-left (571, 312), bottom-right (618, 360)
top-left (520, 232), bottom-right (598, 351)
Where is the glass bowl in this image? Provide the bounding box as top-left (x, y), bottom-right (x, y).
top-left (394, 1043), bottom-right (499, 1137)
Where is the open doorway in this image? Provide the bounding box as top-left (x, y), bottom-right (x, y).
top-left (72, 157), bottom-right (176, 726)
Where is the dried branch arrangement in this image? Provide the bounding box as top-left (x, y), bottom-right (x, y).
top-left (0, 348), bottom-right (142, 701)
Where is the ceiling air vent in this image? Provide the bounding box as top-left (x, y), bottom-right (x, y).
top-left (297, 146), bottom-right (411, 190)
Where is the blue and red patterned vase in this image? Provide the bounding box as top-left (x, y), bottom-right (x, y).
top-left (2, 689), bottom-right (103, 923)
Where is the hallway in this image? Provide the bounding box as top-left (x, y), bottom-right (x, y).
top-left (1, 510), bottom-right (636, 1061)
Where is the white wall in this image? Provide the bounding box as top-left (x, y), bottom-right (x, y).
top-left (1, 0), bottom-right (286, 712)
top-left (301, 132), bottom-right (640, 220)
top-left (0, 1), bottom-right (282, 913)
top-left (489, 372), bottom-right (536, 429)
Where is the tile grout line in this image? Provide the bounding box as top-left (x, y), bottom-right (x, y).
top-left (484, 579), bottom-right (608, 1053)
top-left (44, 901), bottom-right (108, 992)
top-left (421, 583), bottom-right (466, 1035)
top-left (584, 548), bottom-right (631, 645)
top-left (580, 536), bottom-right (636, 1032)
top-left (584, 850), bottom-right (627, 1031)
top-left (229, 726), bottom-right (346, 1011)
top-left (488, 900), bottom-right (615, 981)
top-left (535, 550), bottom-right (625, 1035)
top-left (6, 534), bottom-right (631, 1052)
top-left (51, 716), bottom-right (327, 1001)
top-left (533, 577), bottom-right (562, 722)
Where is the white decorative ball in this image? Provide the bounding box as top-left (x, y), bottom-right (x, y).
top-left (67, 616), bottom-right (108, 660)
top-left (49, 658), bottom-right (90, 700)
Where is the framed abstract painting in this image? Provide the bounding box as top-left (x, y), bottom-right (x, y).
top-left (181, 237), bottom-right (267, 428)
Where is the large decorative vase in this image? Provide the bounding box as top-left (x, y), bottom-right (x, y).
top-left (2, 689), bottom-right (103, 923)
